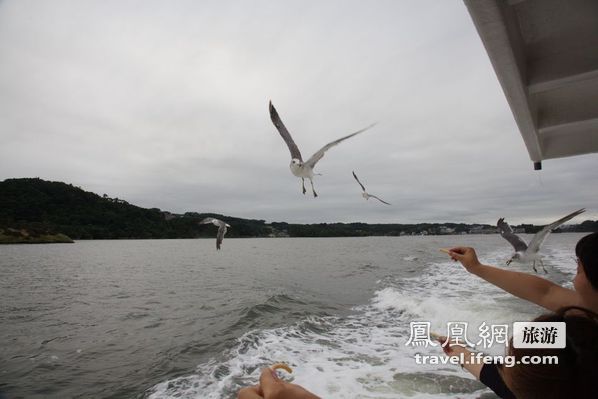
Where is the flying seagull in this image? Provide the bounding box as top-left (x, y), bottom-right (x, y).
top-left (352, 171), bottom-right (391, 205)
top-left (497, 208), bottom-right (585, 273)
top-left (269, 101), bottom-right (376, 197)
top-left (199, 217), bottom-right (230, 250)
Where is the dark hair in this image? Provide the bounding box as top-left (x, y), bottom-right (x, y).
top-left (576, 232), bottom-right (598, 290)
top-left (503, 307), bottom-right (598, 398)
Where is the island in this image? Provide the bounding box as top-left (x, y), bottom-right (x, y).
top-left (1, 178), bottom-right (596, 242)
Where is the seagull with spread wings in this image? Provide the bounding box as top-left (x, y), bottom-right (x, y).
top-left (352, 171), bottom-right (391, 205)
top-left (497, 208), bottom-right (585, 273)
top-left (269, 101), bottom-right (376, 197)
top-left (199, 217), bottom-right (230, 250)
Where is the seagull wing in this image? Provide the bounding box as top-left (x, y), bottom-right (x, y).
top-left (305, 123), bottom-right (376, 169)
top-left (370, 195), bottom-right (391, 205)
top-left (528, 208), bottom-right (585, 253)
top-left (216, 221), bottom-right (228, 250)
top-left (200, 217), bottom-right (216, 225)
top-left (497, 218), bottom-right (528, 252)
top-left (352, 171), bottom-right (366, 192)
top-left (269, 101), bottom-right (303, 161)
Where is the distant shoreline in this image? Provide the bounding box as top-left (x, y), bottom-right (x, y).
top-left (0, 229), bottom-right (74, 244)
top-left (2, 231), bottom-right (591, 245)
top-left (2, 178), bottom-right (596, 241)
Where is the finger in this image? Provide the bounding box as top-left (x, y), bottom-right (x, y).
top-left (443, 340), bottom-right (452, 353)
top-left (238, 386), bottom-right (263, 399)
top-left (449, 247), bottom-right (467, 255)
top-left (259, 367), bottom-right (281, 397)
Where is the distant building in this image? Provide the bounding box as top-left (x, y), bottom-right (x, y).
top-left (469, 225), bottom-right (497, 234)
top-left (438, 226), bottom-right (456, 235)
top-left (161, 211), bottom-right (179, 221)
top-left (266, 225), bottom-right (290, 238)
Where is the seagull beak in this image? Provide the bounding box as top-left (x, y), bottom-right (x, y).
top-left (506, 259), bottom-right (512, 265)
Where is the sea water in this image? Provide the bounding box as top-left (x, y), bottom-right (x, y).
top-left (0, 234), bottom-right (584, 398)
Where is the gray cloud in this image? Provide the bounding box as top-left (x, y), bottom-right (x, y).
top-left (1, 0), bottom-right (596, 225)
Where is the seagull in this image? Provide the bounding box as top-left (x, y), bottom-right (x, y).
top-left (199, 217), bottom-right (230, 250)
top-left (497, 208), bottom-right (585, 273)
top-left (352, 171), bottom-right (391, 205)
top-left (269, 101), bottom-right (376, 197)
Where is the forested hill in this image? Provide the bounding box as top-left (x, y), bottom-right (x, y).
top-left (1, 178), bottom-right (596, 240)
top-left (0, 178), bottom-right (271, 240)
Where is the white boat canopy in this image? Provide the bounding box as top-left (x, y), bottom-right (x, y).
top-left (464, 0), bottom-right (598, 169)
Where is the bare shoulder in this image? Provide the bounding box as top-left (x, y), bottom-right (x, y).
top-left (544, 285), bottom-right (583, 311)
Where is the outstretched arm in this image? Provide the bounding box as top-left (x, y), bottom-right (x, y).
top-left (447, 247), bottom-right (581, 312)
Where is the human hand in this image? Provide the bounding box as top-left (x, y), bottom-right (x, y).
top-left (434, 335), bottom-right (452, 354)
top-left (238, 385), bottom-right (263, 399)
top-left (446, 247), bottom-right (482, 272)
top-left (237, 368), bottom-right (320, 399)
top-left (435, 335), bottom-right (471, 355)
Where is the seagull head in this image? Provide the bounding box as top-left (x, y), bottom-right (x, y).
top-left (225, 223), bottom-right (231, 228)
top-left (289, 158), bottom-right (303, 174)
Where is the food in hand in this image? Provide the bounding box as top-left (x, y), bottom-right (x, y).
top-left (270, 363), bottom-right (293, 374)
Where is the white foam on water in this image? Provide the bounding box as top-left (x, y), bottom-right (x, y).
top-left (541, 245), bottom-right (577, 278)
top-left (148, 315), bottom-right (486, 399)
top-left (148, 250), bottom-right (549, 399)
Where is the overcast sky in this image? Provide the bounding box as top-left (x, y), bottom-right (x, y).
top-left (1, 0), bottom-right (596, 225)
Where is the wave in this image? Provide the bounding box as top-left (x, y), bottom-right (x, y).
top-left (222, 294), bottom-right (335, 335)
top-left (146, 268), bottom-right (513, 398)
top-left (147, 248), bottom-right (558, 399)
